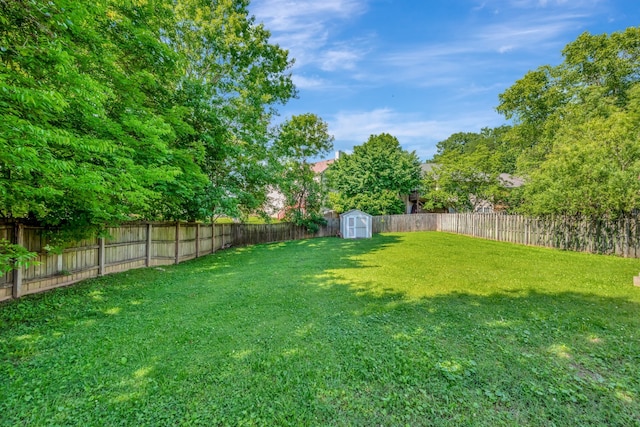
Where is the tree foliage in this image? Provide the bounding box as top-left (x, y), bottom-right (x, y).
top-left (429, 127), bottom-right (514, 212)
top-left (497, 27), bottom-right (640, 217)
top-left (518, 87), bottom-right (640, 217)
top-left (0, 239), bottom-right (38, 276)
top-left (326, 133), bottom-right (421, 215)
top-left (0, 0), bottom-right (295, 234)
top-left (271, 113), bottom-right (334, 231)
top-left (425, 126), bottom-right (518, 212)
top-left (433, 126), bottom-right (516, 174)
top-left (0, 0), bottom-right (296, 273)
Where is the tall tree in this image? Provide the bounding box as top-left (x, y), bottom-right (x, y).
top-left (0, 0), bottom-right (296, 272)
top-left (497, 27), bottom-right (640, 216)
top-left (164, 0), bottom-right (296, 220)
top-left (326, 133), bottom-right (421, 215)
top-left (0, 0), bottom-right (295, 232)
top-left (517, 86), bottom-right (640, 217)
top-left (271, 113), bottom-right (334, 230)
top-left (425, 126), bottom-right (518, 212)
top-left (0, 0), bottom-right (184, 240)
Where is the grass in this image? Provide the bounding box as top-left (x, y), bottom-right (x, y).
top-left (1, 232), bottom-right (640, 426)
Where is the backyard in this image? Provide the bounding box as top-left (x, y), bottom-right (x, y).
top-left (1, 232), bottom-right (640, 426)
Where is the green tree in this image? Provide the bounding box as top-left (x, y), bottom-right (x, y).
top-left (271, 114), bottom-right (334, 231)
top-left (0, 0), bottom-right (296, 270)
top-left (326, 133), bottom-right (421, 215)
top-left (432, 126), bottom-right (516, 174)
top-left (0, 0), bottom-right (183, 238)
top-left (497, 27), bottom-right (640, 216)
top-left (0, 239), bottom-right (38, 276)
top-left (518, 86), bottom-right (640, 217)
top-left (164, 0), bottom-right (296, 220)
top-left (0, 0), bottom-right (295, 228)
top-left (425, 126), bottom-right (517, 212)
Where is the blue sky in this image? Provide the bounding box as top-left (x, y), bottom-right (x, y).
top-left (249, 0), bottom-right (638, 161)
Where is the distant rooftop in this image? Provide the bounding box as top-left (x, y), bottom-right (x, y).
top-left (421, 163), bottom-right (438, 174)
top-left (311, 159), bottom-right (334, 174)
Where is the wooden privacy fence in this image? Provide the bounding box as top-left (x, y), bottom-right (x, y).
top-left (0, 220), bottom-right (340, 302)
top-left (3, 213), bottom-right (640, 301)
top-left (370, 213), bottom-right (640, 257)
top-left (436, 213), bottom-right (640, 258)
top-left (372, 214), bottom-right (439, 233)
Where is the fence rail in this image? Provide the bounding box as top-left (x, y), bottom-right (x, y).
top-left (3, 213), bottom-right (640, 301)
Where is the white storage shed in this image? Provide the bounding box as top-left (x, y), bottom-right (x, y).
top-left (340, 209), bottom-right (373, 239)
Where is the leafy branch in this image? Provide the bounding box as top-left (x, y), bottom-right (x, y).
top-left (0, 239), bottom-right (38, 276)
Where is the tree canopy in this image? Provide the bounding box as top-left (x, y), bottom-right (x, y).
top-left (0, 0), bottom-right (295, 239)
top-left (271, 113), bottom-right (334, 231)
top-left (326, 133), bottom-right (421, 215)
top-left (424, 126), bottom-right (518, 212)
top-left (496, 27), bottom-right (640, 217)
top-left (430, 27), bottom-right (640, 217)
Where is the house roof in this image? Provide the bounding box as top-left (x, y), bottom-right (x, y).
top-left (421, 163), bottom-right (439, 174)
top-left (311, 159), bottom-right (334, 174)
top-left (498, 173), bottom-right (524, 188)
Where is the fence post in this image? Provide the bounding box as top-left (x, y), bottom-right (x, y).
top-left (624, 217), bottom-right (630, 258)
top-left (98, 237), bottom-right (106, 276)
top-left (145, 223), bottom-right (152, 267)
top-left (195, 223), bottom-right (200, 258)
top-left (12, 223), bottom-right (24, 299)
top-left (175, 221), bottom-right (180, 264)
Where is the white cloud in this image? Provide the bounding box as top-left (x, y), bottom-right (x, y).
top-left (291, 75), bottom-right (328, 90)
top-left (320, 47), bottom-right (364, 71)
top-left (502, 0), bottom-right (592, 9)
top-left (385, 14), bottom-right (584, 63)
top-left (252, 0), bottom-right (364, 28)
top-left (254, 0), bottom-right (613, 161)
top-left (362, 9), bottom-right (593, 91)
top-left (473, 2), bottom-right (488, 11)
top-left (250, 0), bottom-right (368, 69)
top-left (476, 16), bottom-right (588, 52)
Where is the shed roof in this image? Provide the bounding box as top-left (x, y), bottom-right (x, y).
top-left (339, 209), bottom-right (372, 218)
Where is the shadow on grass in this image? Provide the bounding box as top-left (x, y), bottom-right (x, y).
top-left (1, 234), bottom-right (639, 426)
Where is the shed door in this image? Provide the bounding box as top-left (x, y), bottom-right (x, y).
top-left (347, 217), bottom-right (356, 238)
top-left (355, 216), bottom-right (368, 238)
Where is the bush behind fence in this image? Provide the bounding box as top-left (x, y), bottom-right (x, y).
top-left (2, 213), bottom-right (640, 301)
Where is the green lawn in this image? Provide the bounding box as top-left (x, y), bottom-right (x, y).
top-left (2, 232), bottom-right (640, 426)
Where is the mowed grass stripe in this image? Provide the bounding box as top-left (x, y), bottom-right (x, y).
top-left (1, 232), bottom-right (639, 426)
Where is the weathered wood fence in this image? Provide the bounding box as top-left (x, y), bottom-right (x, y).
top-left (372, 213), bottom-right (640, 258)
top-left (0, 220), bottom-right (340, 302)
top-left (373, 214), bottom-right (440, 233)
top-left (437, 213), bottom-right (640, 258)
top-left (3, 213), bottom-right (640, 301)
